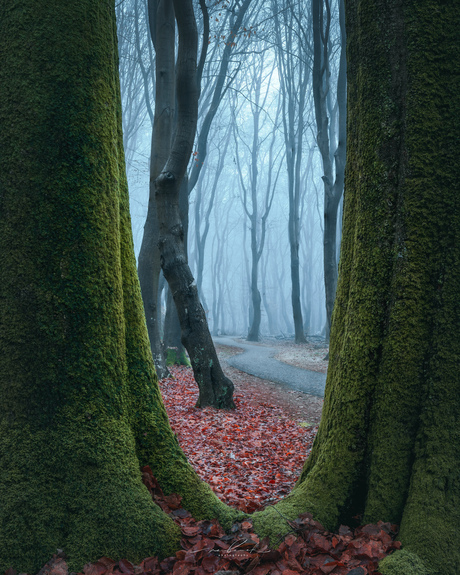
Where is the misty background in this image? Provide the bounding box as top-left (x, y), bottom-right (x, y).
top-left (116, 0), bottom-right (345, 341)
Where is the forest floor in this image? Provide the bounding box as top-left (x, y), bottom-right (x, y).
top-left (30, 342), bottom-right (402, 575)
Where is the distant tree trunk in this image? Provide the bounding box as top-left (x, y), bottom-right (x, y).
top-left (255, 1), bottom-right (460, 573)
top-left (248, 263), bottom-right (262, 340)
top-left (233, 59), bottom-right (280, 342)
top-left (156, 0), bottom-right (234, 408)
top-left (289, 216), bottom-right (306, 342)
top-left (163, 286), bottom-right (188, 364)
top-left (261, 246), bottom-right (277, 335)
top-left (273, 0), bottom-right (309, 344)
top-left (276, 266), bottom-right (294, 334)
top-left (312, 0), bottom-right (347, 341)
top-left (187, 0), bottom-right (252, 196)
top-left (137, 0), bottom-right (173, 379)
top-left (194, 124), bottom-right (231, 313)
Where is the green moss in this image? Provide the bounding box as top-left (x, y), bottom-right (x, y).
top-left (255, 1), bottom-right (460, 568)
top-left (0, 1), bottom-right (239, 571)
top-left (0, 416), bottom-right (181, 572)
top-left (166, 347), bottom-right (191, 366)
top-left (379, 550), bottom-right (429, 575)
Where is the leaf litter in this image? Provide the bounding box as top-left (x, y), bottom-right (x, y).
top-left (9, 366), bottom-right (401, 575)
top-left (160, 366), bottom-right (317, 513)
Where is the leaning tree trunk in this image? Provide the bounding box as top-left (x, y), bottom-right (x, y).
top-left (0, 1), bottom-right (239, 571)
top-left (254, 1), bottom-right (460, 574)
top-left (155, 0), bottom-right (234, 408)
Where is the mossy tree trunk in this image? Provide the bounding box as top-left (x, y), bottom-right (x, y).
top-left (0, 1), bottom-right (239, 571)
top-left (255, 1), bottom-right (460, 573)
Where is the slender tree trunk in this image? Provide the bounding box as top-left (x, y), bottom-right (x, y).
top-left (312, 0), bottom-right (347, 341)
top-left (187, 0), bottom-right (252, 196)
top-left (156, 0), bottom-right (234, 408)
top-left (137, 0), bottom-right (174, 379)
top-left (289, 234), bottom-right (306, 342)
top-left (247, 260), bottom-right (262, 341)
top-left (195, 125), bottom-right (231, 314)
top-left (322, 197), bottom-right (339, 340)
top-left (255, 1), bottom-right (460, 573)
top-left (261, 251), bottom-right (277, 335)
top-left (273, 1), bottom-right (308, 344)
top-left (163, 284), bottom-right (189, 365)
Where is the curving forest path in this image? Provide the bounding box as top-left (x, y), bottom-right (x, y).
top-left (213, 337), bottom-right (326, 398)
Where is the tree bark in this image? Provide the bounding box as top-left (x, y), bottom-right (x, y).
top-left (137, 0), bottom-right (174, 380)
top-left (155, 0), bottom-right (234, 409)
top-left (254, 1), bottom-right (460, 573)
top-left (162, 175), bottom-right (189, 365)
top-left (0, 1), bottom-right (239, 570)
top-left (312, 0), bottom-right (347, 341)
top-left (163, 283), bottom-right (189, 365)
top-left (273, 0), bottom-right (309, 344)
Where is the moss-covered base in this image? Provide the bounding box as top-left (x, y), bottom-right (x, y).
top-left (379, 550), bottom-right (429, 575)
top-left (0, 418), bottom-right (180, 572)
top-left (166, 347), bottom-right (191, 367)
top-left (252, 485), bottom-right (313, 546)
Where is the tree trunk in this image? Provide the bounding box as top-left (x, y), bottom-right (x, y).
top-left (289, 236), bottom-right (306, 343)
top-left (0, 1), bottom-right (238, 570)
top-left (137, 0), bottom-right (174, 380)
top-left (162, 174), bottom-right (189, 366)
top-left (138, 194), bottom-right (170, 378)
top-left (163, 284), bottom-right (189, 365)
top-left (187, 0), bottom-right (252, 196)
top-left (254, 1), bottom-right (460, 573)
top-left (312, 0), bottom-right (347, 341)
top-left (322, 197), bottom-right (339, 341)
top-left (247, 263), bottom-right (262, 341)
top-left (155, 0), bottom-right (234, 409)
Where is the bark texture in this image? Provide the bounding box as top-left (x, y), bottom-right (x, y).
top-left (0, 2), bottom-right (238, 571)
top-left (254, 1), bottom-right (460, 574)
top-left (155, 0), bottom-right (234, 408)
top-left (312, 0), bottom-right (347, 341)
top-left (137, 0), bottom-right (174, 380)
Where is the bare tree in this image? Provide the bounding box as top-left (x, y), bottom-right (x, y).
top-left (155, 0), bottom-right (235, 408)
top-left (137, 0), bottom-right (174, 379)
top-left (116, 0), bottom-right (154, 173)
top-left (187, 0), bottom-right (254, 196)
top-left (312, 0), bottom-right (346, 339)
top-left (194, 121), bottom-right (232, 313)
top-left (232, 55), bottom-right (283, 341)
top-left (272, 0), bottom-right (313, 343)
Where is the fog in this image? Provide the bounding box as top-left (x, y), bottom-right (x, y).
top-left (117, 0), bottom-right (345, 341)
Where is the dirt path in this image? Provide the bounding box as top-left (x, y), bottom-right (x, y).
top-left (215, 343), bottom-right (325, 426)
top-left (213, 336), bottom-right (327, 397)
